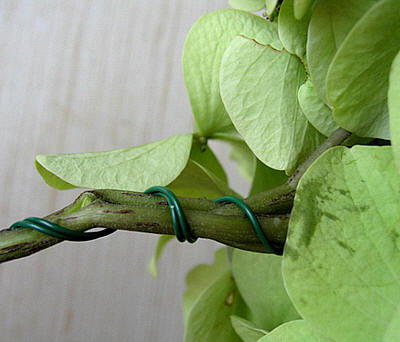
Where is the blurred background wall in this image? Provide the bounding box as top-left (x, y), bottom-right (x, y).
top-left (0, 1), bottom-right (250, 341)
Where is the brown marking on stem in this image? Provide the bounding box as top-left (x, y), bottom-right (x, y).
top-left (103, 209), bottom-right (134, 214)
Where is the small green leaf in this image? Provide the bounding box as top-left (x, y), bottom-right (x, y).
top-left (257, 320), bottom-right (333, 342)
top-left (185, 271), bottom-right (243, 342)
top-left (388, 51), bottom-right (400, 172)
top-left (283, 146), bottom-right (400, 342)
top-left (278, 0), bottom-right (313, 59)
top-left (230, 316), bottom-right (268, 342)
top-left (183, 248), bottom-right (229, 323)
top-left (249, 159), bottom-right (288, 196)
top-left (190, 139), bottom-right (228, 184)
top-left (147, 235), bottom-right (174, 278)
top-left (168, 159), bottom-right (240, 200)
top-left (232, 250), bottom-right (300, 331)
top-left (229, 140), bottom-right (257, 182)
top-left (326, 0), bottom-right (399, 138)
top-left (183, 9), bottom-right (282, 136)
top-left (36, 134), bottom-right (193, 191)
top-left (220, 36), bottom-right (324, 174)
top-left (229, 0), bottom-right (265, 12)
top-left (307, 0), bottom-right (379, 102)
top-left (265, 0), bottom-right (279, 16)
top-left (185, 271), bottom-right (244, 342)
top-left (293, 0), bottom-right (315, 20)
top-left (298, 80), bottom-right (338, 136)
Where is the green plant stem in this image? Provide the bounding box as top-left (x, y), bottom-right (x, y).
top-left (0, 128), bottom-right (350, 264)
top-left (0, 191), bottom-right (289, 263)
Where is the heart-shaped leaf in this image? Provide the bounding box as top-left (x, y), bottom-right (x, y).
top-left (283, 146), bottom-right (400, 342)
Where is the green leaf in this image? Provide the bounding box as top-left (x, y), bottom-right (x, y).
top-left (229, 0), bottom-right (265, 12)
top-left (257, 320), bottom-right (333, 342)
top-left (168, 159), bottom-right (240, 200)
top-left (147, 235), bottom-right (174, 278)
top-left (293, 0), bottom-right (315, 20)
top-left (278, 0), bottom-right (313, 59)
top-left (283, 146), bottom-right (400, 342)
top-left (220, 36), bottom-right (324, 174)
top-left (183, 9), bottom-right (282, 136)
top-left (232, 250), bottom-right (300, 331)
top-left (298, 80), bottom-right (338, 136)
top-left (230, 316), bottom-right (268, 342)
top-left (385, 305), bottom-right (400, 342)
top-left (265, 0), bottom-right (279, 16)
top-left (389, 51), bottom-right (400, 172)
top-left (190, 139), bottom-right (228, 184)
top-left (35, 134), bottom-right (193, 191)
top-left (326, 0), bottom-right (399, 139)
top-left (185, 271), bottom-right (243, 342)
top-left (229, 139), bottom-right (257, 182)
top-left (183, 248), bottom-right (229, 323)
top-left (307, 0), bottom-right (379, 103)
top-left (249, 159), bottom-right (288, 196)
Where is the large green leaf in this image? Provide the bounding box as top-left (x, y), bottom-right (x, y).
top-left (293, 0), bottom-right (315, 20)
top-left (283, 146), bottom-right (400, 342)
top-left (184, 271), bottom-right (243, 342)
top-left (326, 0), bottom-right (399, 139)
top-left (298, 80), bottom-right (338, 137)
top-left (385, 305), bottom-right (400, 342)
top-left (230, 316), bottom-right (267, 342)
top-left (257, 320), bottom-right (333, 342)
top-left (229, 0), bottom-right (265, 12)
top-left (389, 51), bottom-right (400, 172)
top-left (278, 0), bottom-right (313, 59)
top-left (232, 250), bottom-right (300, 331)
top-left (35, 134), bottom-right (192, 191)
top-left (249, 159), bottom-right (288, 196)
top-left (183, 9), bottom-right (282, 136)
top-left (307, 0), bottom-right (379, 102)
top-left (220, 36), bottom-right (324, 174)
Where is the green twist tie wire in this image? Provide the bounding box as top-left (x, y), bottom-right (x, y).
top-left (215, 196), bottom-right (277, 254)
top-left (10, 217), bottom-right (114, 241)
top-left (9, 186), bottom-right (277, 254)
top-left (144, 186), bottom-right (197, 243)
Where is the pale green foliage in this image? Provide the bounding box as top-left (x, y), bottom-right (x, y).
top-left (389, 51), bottom-right (400, 172)
top-left (183, 248), bottom-right (229, 323)
top-left (147, 235), bottom-right (174, 278)
top-left (220, 36), bottom-right (324, 174)
top-left (229, 139), bottom-right (257, 182)
top-left (326, 0), bottom-right (399, 139)
top-left (249, 159), bottom-right (287, 196)
top-left (230, 316), bottom-right (267, 342)
top-left (232, 250), bottom-right (300, 331)
top-left (283, 146), bottom-right (400, 342)
top-left (265, 0), bottom-right (279, 16)
top-left (278, 0), bottom-right (312, 59)
top-left (298, 80), bottom-right (338, 136)
top-left (182, 9), bottom-right (282, 136)
top-left (257, 320), bottom-right (333, 342)
top-left (229, 0), bottom-right (265, 12)
top-left (293, 0), bottom-right (315, 19)
top-left (36, 134), bottom-right (192, 191)
top-left (307, 0), bottom-right (379, 103)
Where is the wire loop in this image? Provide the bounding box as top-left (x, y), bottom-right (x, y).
top-left (214, 196), bottom-right (277, 254)
top-left (9, 186), bottom-right (277, 253)
top-left (144, 186), bottom-right (197, 243)
top-left (11, 217), bottom-right (114, 241)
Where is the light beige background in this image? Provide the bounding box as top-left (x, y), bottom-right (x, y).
top-left (0, 1), bottom-right (250, 341)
